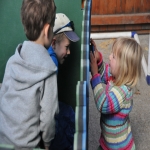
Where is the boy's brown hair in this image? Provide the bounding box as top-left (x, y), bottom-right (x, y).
top-left (21, 0), bottom-right (56, 41)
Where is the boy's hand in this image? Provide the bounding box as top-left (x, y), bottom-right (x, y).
top-left (90, 39), bottom-right (100, 63)
top-left (90, 51), bottom-right (98, 76)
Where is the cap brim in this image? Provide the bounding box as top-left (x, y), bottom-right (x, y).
top-left (64, 31), bottom-right (80, 42)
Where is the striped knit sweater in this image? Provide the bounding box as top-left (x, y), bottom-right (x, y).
top-left (90, 52), bottom-right (135, 150)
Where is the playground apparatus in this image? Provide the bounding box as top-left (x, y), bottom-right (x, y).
top-left (0, 0), bottom-right (150, 149)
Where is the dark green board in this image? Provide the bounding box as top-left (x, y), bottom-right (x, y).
top-left (0, 0), bottom-right (83, 109)
top-left (0, 0), bottom-right (26, 82)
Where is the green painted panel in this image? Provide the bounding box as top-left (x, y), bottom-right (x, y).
top-left (0, 0), bottom-right (26, 82)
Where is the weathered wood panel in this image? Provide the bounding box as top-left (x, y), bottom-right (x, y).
top-left (91, 0), bottom-right (150, 33)
top-left (91, 13), bottom-right (150, 25)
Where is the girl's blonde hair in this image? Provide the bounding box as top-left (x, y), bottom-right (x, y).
top-left (112, 37), bottom-right (143, 87)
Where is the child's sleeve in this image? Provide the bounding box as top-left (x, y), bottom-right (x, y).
top-left (90, 75), bottom-right (130, 114)
top-left (97, 52), bottom-right (112, 84)
top-left (40, 73), bottom-right (59, 147)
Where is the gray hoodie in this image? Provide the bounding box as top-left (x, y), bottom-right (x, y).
top-left (0, 41), bottom-right (59, 149)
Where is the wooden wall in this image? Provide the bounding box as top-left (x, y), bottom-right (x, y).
top-left (91, 0), bottom-right (150, 33)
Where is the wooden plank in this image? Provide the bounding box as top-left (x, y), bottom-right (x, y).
top-left (116, 0), bottom-right (126, 14)
top-left (91, 25), bottom-right (150, 33)
top-left (134, 0), bottom-right (142, 13)
top-left (91, 0), bottom-right (150, 33)
top-left (107, 25), bottom-right (116, 31)
top-left (133, 24), bottom-right (142, 30)
top-left (91, 0), bottom-right (105, 15)
top-left (137, 30), bottom-right (150, 34)
top-left (142, 0), bottom-right (150, 12)
top-left (107, 0), bottom-right (117, 14)
top-left (125, 24), bottom-right (142, 31)
top-left (91, 0), bottom-right (150, 14)
top-left (98, 0), bottom-right (104, 15)
top-left (115, 25), bottom-right (125, 31)
top-left (91, 0), bottom-right (99, 14)
top-left (91, 13), bottom-right (150, 25)
top-left (125, 0), bottom-right (135, 13)
top-left (99, 26), bottom-right (108, 32)
top-left (101, 0), bottom-right (108, 15)
top-left (90, 26), bottom-right (100, 32)
top-left (141, 24), bottom-right (150, 30)
top-left (91, 0), bottom-right (96, 13)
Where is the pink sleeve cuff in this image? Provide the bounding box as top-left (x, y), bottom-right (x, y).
top-left (91, 73), bottom-right (100, 80)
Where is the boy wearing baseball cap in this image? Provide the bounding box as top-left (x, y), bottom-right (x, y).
top-left (47, 13), bottom-right (79, 149)
top-left (48, 13), bottom-right (79, 69)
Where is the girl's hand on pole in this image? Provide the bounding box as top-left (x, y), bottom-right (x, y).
top-left (90, 38), bottom-right (100, 63)
top-left (90, 51), bottom-right (98, 76)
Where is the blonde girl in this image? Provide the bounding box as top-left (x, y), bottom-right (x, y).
top-left (90, 37), bottom-right (142, 150)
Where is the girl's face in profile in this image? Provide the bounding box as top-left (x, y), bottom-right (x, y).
top-left (109, 51), bottom-right (119, 78)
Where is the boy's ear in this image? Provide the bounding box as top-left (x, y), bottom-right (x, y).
top-left (44, 23), bottom-right (50, 38)
top-left (51, 38), bottom-right (56, 48)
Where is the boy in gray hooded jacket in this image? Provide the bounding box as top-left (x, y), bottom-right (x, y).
top-left (0, 0), bottom-right (58, 149)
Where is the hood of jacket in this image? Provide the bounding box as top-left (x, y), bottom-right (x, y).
top-left (8, 41), bottom-right (57, 90)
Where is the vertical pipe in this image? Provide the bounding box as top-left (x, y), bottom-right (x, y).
top-left (148, 33), bottom-right (150, 75)
top-left (147, 33), bottom-right (150, 85)
top-left (134, 34), bottom-right (148, 77)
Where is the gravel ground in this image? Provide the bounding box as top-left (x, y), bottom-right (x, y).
top-left (88, 34), bottom-right (150, 150)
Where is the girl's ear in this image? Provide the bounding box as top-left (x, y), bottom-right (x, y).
top-left (44, 23), bottom-right (50, 38)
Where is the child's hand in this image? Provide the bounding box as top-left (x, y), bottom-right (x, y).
top-left (90, 51), bottom-right (98, 76)
top-left (90, 39), bottom-right (100, 63)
